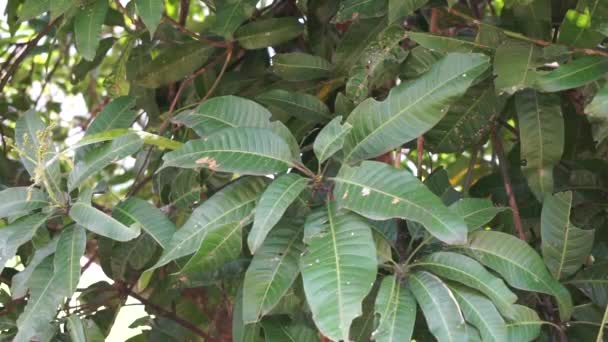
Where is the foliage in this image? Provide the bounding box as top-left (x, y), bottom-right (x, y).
top-left (1, 0), bottom-right (608, 340)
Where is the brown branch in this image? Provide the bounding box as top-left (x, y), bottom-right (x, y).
top-left (447, 8), bottom-right (608, 57)
top-left (416, 136), bottom-right (425, 179)
top-left (430, 8), bottom-right (440, 33)
top-left (0, 16), bottom-right (61, 92)
top-left (463, 147), bottom-right (478, 193)
top-left (179, 0), bottom-right (190, 26)
top-left (127, 289), bottom-right (211, 339)
top-left (127, 51), bottom-right (231, 196)
top-left (491, 128), bottom-right (526, 240)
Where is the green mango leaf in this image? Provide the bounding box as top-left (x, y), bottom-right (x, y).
top-left (271, 53), bottom-right (332, 81)
top-left (235, 17), bottom-right (304, 49)
top-left (180, 222), bottom-right (242, 274)
top-left (73, 129), bottom-right (182, 151)
top-left (53, 225), bottom-right (86, 294)
top-left (210, 0), bottom-right (258, 40)
top-left (68, 132), bottom-right (143, 191)
top-left (160, 127), bottom-right (295, 175)
top-left (414, 251), bottom-right (517, 319)
top-left (333, 161), bottom-right (468, 244)
top-left (449, 284), bottom-right (508, 342)
top-left (69, 202), bottom-right (141, 242)
top-left (14, 233), bottom-right (84, 342)
top-left (66, 315), bottom-right (86, 342)
top-left (493, 40), bottom-right (542, 94)
top-left (19, 0), bottom-right (49, 20)
top-left (256, 89), bottom-right (332, 123)
top-left (334, 17), bottom-right (388, 75)
top-left (343, 53), bottom-right (490, 163)
top-left (408, 271), bottom-right (467, 341)
top-left (132, 42), bottom-right (216, 88)
top-left (334, 0), bottom-right (387, 23)
top-left (14, 258), bottom-right (65, 342)
top-left (135, 0), bottom-right (164, 38)
top-left (243, 222), bottom-right (304, 323)
top-left (234, 286), bottom-right (264, 342)
top-left (515, 90), bottom-right (564, 202)
top-left (313, 116), bottom-right (352, 164)
top-left (0, 213), bottom-right (49, 275)
top-left (400, 46), bottom-right (444, 79)
top-left (464, 230), bottom-right (573, 321)
top-left (248, 174), bottom-right (308, 254)
top-left (408, 32), bottom-right (492, 53)
top-left (541, 191), bottom-right (594, 279)
top-left (113, 197), bottom-right (177, 249)
top-left (300, 202), bottom-right (377, 341)
top-left (372, 275), bottom-right (416, 342)
top-left (261, 317), bottom-right (320, 342)
top-left (345, 25), bottom-right (408, 103)
top-left (535, 56), bottom-right (608, 92)
top-left (50, 0), bottom-right (72, 19)
top-left (425, 83), bottom-right (501, 153)
top-left (11, 238), bottom-right (58, 299)
top-left (585, 83), bottom-right (608, 145)
top-left (506, 305), bottom-right (542, 342)
top-left (0, 187), bottom-right (48, 218)
top-left (148, 177), bottom-right (269, 272)
top-left (449, 198), bottom-right (508, 231)
top-left (388, 0), bottom-right (427, 23)
top-left (566, 263), bottom-right (608, 307)
top-left (74, 0), bottom-right (109, 61)
top-left (84, 96), bottom-right (137, 136)
top-left (172, 95), bottom-right (272, 137)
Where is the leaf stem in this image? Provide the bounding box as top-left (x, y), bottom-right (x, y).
top-left (446, 8), bottom-right (608, 57)
top-left (491, 128), bottom-right (526, 240)
top-left (402, 235), bottom-right (434, 267)
top-left (597, 304), bottom-right (608, 342)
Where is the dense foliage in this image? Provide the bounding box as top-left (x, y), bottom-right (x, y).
top-left (1, 0), bottom-right (608, 340)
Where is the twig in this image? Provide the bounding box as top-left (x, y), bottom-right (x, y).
top-left (127, 289), bottom-right (211, 339)
top-left (179, 0), bottom-right (190, 26)
top-left (463, 148), bottom-right (478, 193)
top-left (447, 8), bottom-right (608, 57)
top-left (127, 51), bottom-right (231, 196)
top-left (162, 15), bottom-right (230, 48)
top-left (35, 40), bottom-right (70, 107)
top-left (199, 48), bottom-right (233, 104)
top-left (0, 16), bottom-right (61, 92)
top-left (597, 304), bottom-right (608, 342)
top-left (491, 128), bottom-right (526, 240)
top-left (114, 0), bottom-right (142, 29)
top-left (416, 136), bottom-right (424, 179)
top-left (498, 118), bottom-right (520, 138)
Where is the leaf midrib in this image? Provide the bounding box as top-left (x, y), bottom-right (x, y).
top-left (332, 176), bottom-right (459, 239)
top-left (345, 58), bottom-right (485, 161)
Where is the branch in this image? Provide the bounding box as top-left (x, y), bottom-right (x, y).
top-left (491, 128), bottom-right (526, 240)
top-left (163, 15), bottom-right (231, 48)
top-left (447, 8), bottom-right (608, 57)
top-left (0, 16), bottom-right (61, 92)
top-left (127, 289), bottom-right (211, 339)
top-left (127, 50), bottom-right (232, 196)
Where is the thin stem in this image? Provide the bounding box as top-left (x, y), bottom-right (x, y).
top-left (0, 16), bottom-right (61, 91)
top-left (403, 235), bottom-right (433, 267)
top-left (127, 289), bottom-right (211, 339)
top-left (491, 128), bottom-right (526, 240)
top-left (293, 162), bottom-right (316, 178)
top-left (447, 8), bottom-right (608, 57)
top-left (597, 304), bottom-right (608, 342)
top-left (163, 15), bottom-right (230, 48)
top-left (463, 148), bottom-right (478, 194)
top-left (416, 136), bottom-right (424, 179)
